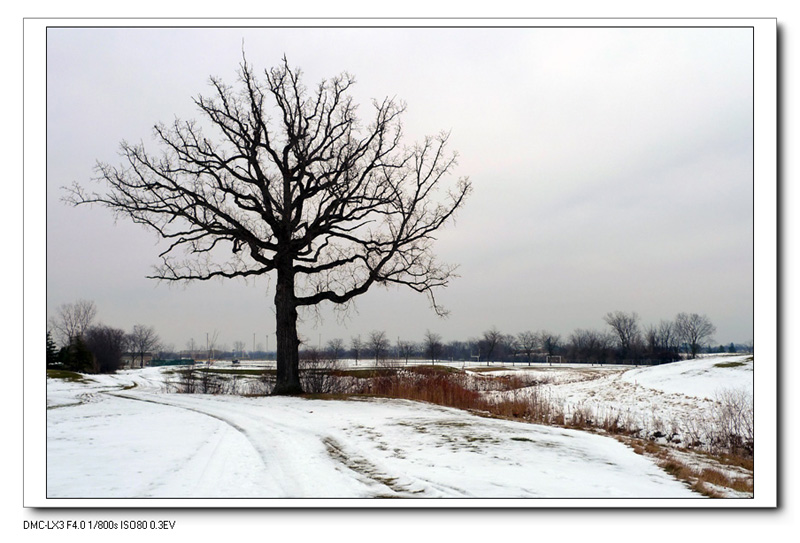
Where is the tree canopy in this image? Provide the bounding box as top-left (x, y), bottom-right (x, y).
top-left (67, 56), bottom-right (471, 394)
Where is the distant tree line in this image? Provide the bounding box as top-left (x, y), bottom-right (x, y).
top-left (47, 301), bottom-right (740, 373)
top-left (47, 300), bottom-right (161, 374)
top-left (298, 311), bottom-right (738, 366)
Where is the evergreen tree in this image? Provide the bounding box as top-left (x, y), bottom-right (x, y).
top-left (59, 336), bottom-right (95, 373)
top-left (46, 331), bottom-right (60, 368)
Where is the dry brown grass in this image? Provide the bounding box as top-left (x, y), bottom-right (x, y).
top-left (690, 467), bottom-right (753, 497)
top-left (691, 481), bottom-right (726, 498)
top-left (696, 468), bottom-right (753, 493)
top-left (361, 369), bottom-right (566, 425)
top-left (713, 452), bottom-right (754, 472)
top-left (368, 369), bottom-right (483, 411)
top-left (617, 436), bottom-right (753, 498)
top-left (628, 438), bottom-right (663, 457)
top-left (660, 460), bottom-right (695, 481)
top-left (699, 468), bottom-right (732, 487)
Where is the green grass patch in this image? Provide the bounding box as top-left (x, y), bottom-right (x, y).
top-left (405, 365), bottom-right (462, 375)
top-left (714, 362), bottom-right (745, 368)
top-left (193, 368), bottom-right (276, 376)
top-left (468, 366), bottom-right (515, 373)
top-left (331, 368), bottom-right (397, 379)
top-left (46, 370), bottom-right (94, 383)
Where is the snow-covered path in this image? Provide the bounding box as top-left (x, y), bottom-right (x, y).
top-left (47, 369), bottom-right (697, 499)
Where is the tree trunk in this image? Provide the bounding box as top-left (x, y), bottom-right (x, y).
top-left (272, 261), bottom-right (303, 395)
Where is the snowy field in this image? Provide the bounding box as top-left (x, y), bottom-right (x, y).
top-left (45, 355), bottom-right (753, 501)
top-left (500, 355), bottom-right (755, 443)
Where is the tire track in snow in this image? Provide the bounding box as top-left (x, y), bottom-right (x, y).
top-left (103, 390), bottom-right (367, 496)
top-left (321, 436), bottom-right (451, 497)
top-left (103, 390), bottom-right (290, 495)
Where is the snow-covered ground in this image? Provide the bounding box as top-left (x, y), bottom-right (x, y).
top-left (619, 354), bottom-right (754, 398)
top-left (540, 355), bottom-right (753, 442)
top-left (46, 355), bottom-right (752, 500)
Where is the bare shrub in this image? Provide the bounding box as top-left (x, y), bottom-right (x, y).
top-left (300, 351), bottom-right (345, 394)
top-left (680, 412), bottom-right (710, 449)
top-left (238, 375), bottom-right (272, 396)
top-left (174, 367), bottom-right (197, 393)
top-left (171, 365), bottom-right (273, 396)
top-left (711, 387), bottom-right (754, 457)
top-left (619, 409), bottom-right (642, 436)
top-left (568, 402), bottom-right (594, 429)
top-left (194, 367), bottom-right (224, 394)
top-left (259, 370), bottom-right (276, 395)
top-left (599, 409), bottom-right (623, 434)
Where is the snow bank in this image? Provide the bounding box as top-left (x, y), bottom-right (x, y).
top-left (618, 355), bottom-right (753, 399)
top-left (46, 371), bottom-right (697, 499)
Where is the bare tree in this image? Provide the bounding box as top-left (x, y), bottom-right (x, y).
top-left (232, 340), bottom-right (247, 358)
top-left (656, 319), bottom-right (678, 353)
top-left (129, 324), bottom-right (161, 368)
top-left (159, 343), bottom-right (176, 358)
top-left (480, 326), bottom-right (503, 362)
top-left (206, 330), bottom-right (220, 364)
top-left (423, 329), bottom-right (442, 363)
top-left (367, 330), bottom-right (390, 365)
top-left (67, 56), bottom-right (470, 395)
top-left (644, 324), bottom-right (659, 355)
top-left (397, 339), bottom-right (416, 365)
top-left (326, 338), bottom-right (345, 360)
top-left (49, 299), bottom-right (97, 347)
top-left (644, 319), bottom-right (679, 362)
top-left (537, 330), bottom-right (561, 357)
top-left (517, 331), bottom-right (539, 364)
top-left (675, 312), bottom-right (716, 358)
top-left (351, 335), bottom-right (363, 366)
top-left (500, 333), bottom-right (517, 362)
top-left (186, 337), bottom-right (197, 359)
top-left (603, 311), bottom-right (641, 359)
top-left (568, 328), bottom-right (615, 364)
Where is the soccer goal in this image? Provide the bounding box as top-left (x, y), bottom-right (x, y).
top-left (546, 355), bottom-right (562, 365)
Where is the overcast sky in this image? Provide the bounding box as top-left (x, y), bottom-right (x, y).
top-left (45, 25), bottom-right (755, 351)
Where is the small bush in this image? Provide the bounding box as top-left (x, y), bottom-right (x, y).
top-left (568, 404), bottom-right (593, 430)
top-left (712, 388), bottom-right (754, 457)
top-left (171, 366), bottom-right (275, 395)
top-left (300, 355), bottom-right (343, 394)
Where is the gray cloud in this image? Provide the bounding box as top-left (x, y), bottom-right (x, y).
top-left (46, 26), bottom-right (754, 349)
